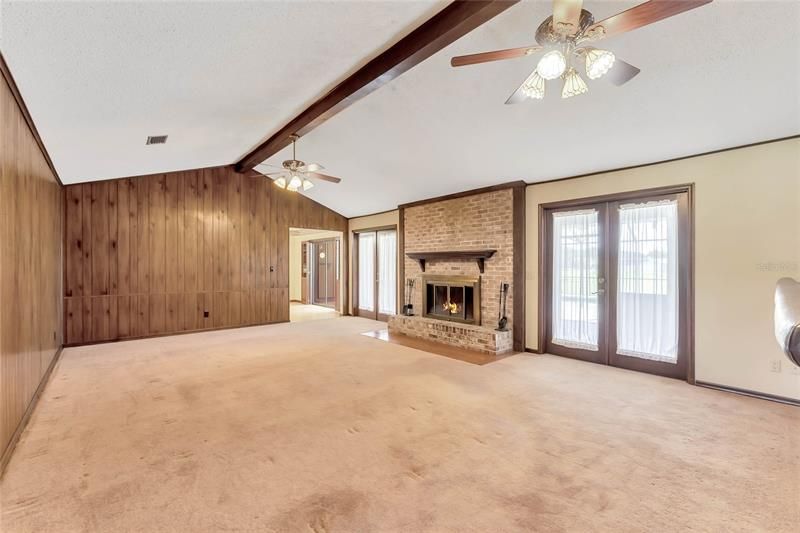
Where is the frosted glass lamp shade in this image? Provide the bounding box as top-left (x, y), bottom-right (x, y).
top-left (561, 68), bottom-right (588, 99)
top-left (521, 71), bottom-right (545, 99)
top-left (536, 50), bottom-right (567, 80)
top-left (585, 48), bottom-right (615, 80)
top-left (273, 176), bottom-right (287, 189)
top-left (287, 174), bottom-right (303, 192)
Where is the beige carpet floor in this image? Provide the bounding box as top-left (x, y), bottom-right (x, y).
top-left (1, 317), bottom-right (798, 532)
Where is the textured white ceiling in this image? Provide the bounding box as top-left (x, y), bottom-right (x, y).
top-left (3, 1), bottom-right (798, 218)
top-left (263, 0), bottom-right (800, 217)
top-left (0, 0), bottom-right (445, 182)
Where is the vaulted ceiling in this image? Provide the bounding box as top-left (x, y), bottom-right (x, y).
top-left (0, 0), bottom-right (445, 181)
top-left (3, 1), bottom-right (798, 218)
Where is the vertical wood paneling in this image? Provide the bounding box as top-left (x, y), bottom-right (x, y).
top-left (62, 165), bottom-right (346, 344)
top-left (91, 182), bottom-right (109, 295)
top-left (65, 186), bottom-right (83, 297)
top-left (149, 175), bottom-right (166, 295)
top-left (117, 179), bottom-right (132, 296)
top-left (1, 71), bottom-right (63, 460)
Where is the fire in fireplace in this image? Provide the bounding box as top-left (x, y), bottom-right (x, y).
top-left (422, 275), bottom-right (481, 325)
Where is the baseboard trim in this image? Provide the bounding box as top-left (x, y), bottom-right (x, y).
top-left (63, 320), bottom-right (292, 348)
top-left (696, 381), bottom-right (800, 407)
top-left (525, 347), bottom-right (544, 354)
top-left (0, 345), bottom-right (64, 477)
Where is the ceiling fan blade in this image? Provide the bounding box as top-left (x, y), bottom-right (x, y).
top-left (585, 0), bottom-right (712, 41)
top-left (505, 73), bottom-right (533, 105)
top-left (300, 162), bottom-right (325, 173)
top-left (606, 59), bottom-right (641, 86)
top-left (451, 46), bottom-right (541, 67)
top-left (307, 172), bottom-right (341, 184)
top-left (552, 0), bottom-right (584, 35)
top-left (255, 162), bottom-right (284, 171)
top-left (248, 170), bottom-right (286, 178)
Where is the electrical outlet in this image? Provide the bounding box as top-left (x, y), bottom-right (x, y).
top-left (770, 359), bottom-right (782, 373)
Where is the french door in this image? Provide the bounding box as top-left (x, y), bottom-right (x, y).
top-left (355, 228), bottom-right (397, 321)
top-left (543, 189), bottom-right (691, 379)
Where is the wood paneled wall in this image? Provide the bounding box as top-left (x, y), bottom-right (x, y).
top-left (1, 66), bottom-right (64, 461)
top-left (63, 166), bottom-right (347, 344)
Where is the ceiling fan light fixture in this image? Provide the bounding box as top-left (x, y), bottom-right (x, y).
top-left (302, 178), bottom-right (314, 191)
top-left (585, 48), bottom-right (616, 80)
top-left (561, 68), bottom-right (588, 99)
top-left (274, 176), bottom-right (287, 189)
top-left (536, 50), bottom-right (567, 80)
top-left (521, 71), bottom-right (545, 100)
top-left (287, 174), bottom-right (303, 192)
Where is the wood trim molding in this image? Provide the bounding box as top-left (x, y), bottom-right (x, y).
top-left (0, 52), bottom-right (62, 185)
top-left (398, 180), bottom-right (526, 210)
top-left (0, 346), bottom-right (64, 477)
top-left (537, 183), bottom-right (695, 210)
top-left (512, 186), bottom-right (525, 352)
top-left (696, 381), bottom-right (800, 407)
top-left (235, 1), bottom-right (520, 172)
top-left (398, 208), bottom-right (405, 315)
top-left (526, 135), bottom-right (799, 188)
top-left (352, 224), bottom-right (397, 234)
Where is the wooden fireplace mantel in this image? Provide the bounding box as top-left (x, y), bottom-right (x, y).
top-left (406, 250), bottom-right (496, 274)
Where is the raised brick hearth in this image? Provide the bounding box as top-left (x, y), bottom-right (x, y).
top-left (388, 315), bottom-right (513, 355)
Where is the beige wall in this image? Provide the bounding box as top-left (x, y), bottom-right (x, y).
top-left (526, 138), bottom-right (800, 400)
top-left (347, 211), bottom-right (400, 315)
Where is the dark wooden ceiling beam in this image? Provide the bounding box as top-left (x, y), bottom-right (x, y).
top-left (235, 0), bottom-right (520, 173)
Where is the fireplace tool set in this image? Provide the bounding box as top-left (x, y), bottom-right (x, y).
top-left (496, 282), bottom-right (509, 331)
top-left (403, 278), bottom-right (416, 316)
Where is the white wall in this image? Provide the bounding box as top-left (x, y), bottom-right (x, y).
top-left (347, 210), bottom-right (400, 315)
top-left (526, 138), bottom-right (800, 400)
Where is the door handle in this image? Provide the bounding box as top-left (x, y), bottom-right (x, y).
top-left (591, 289), bottom-right (605, 295)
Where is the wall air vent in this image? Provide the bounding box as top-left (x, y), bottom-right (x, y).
top-left (146, 135), bottom-right (168, 145)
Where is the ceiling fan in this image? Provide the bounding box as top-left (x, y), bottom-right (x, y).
top-left (248, 134), bottom-right (342, 192)
top-left (451, 0), bottom-right (713, 103)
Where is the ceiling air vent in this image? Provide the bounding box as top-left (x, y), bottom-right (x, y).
top-left (146, 135), bottom-right (168, 145)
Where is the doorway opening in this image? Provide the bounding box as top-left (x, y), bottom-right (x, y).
top-left (539, 186), bottom-right (694, 380)
top-left (289, 228), bottom-right (344, 323)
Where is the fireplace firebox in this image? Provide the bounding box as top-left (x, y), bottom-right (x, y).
top-left (422, 275), bottom-right (481, 325)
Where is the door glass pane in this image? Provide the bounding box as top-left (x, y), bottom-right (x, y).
top-left (358, 233), bottom-right (376, 311)
top-left (377, 230), bottom-right (397, 315)
top-left (616, 200), bottom-right (679, 363)
top-left (552, 209), bottom-right (600, 351)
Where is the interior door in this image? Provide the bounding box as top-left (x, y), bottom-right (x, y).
top-left (545, 204), bottom-right (608, 365)
top-left (355, 228), bottom-right (397, 321)
top-left (544, 189), bottom-right (690, 380)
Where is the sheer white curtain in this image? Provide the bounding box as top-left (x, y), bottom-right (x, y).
top-left (358, 233), bottom-right (375, 311)
top-left (377, 230), bottom-right (397, 315)
top-left (552, 209), bottom-right (599, 350)
top-left (616, 200), bottom-right (679, 363)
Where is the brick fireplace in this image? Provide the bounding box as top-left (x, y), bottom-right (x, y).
top-left (387, 185), bottom-right (524, 354)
